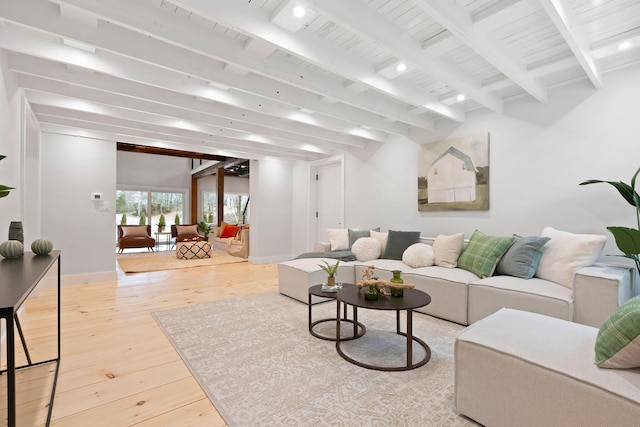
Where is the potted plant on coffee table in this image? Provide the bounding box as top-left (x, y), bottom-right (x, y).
top-left (319, 260), bottom-right (341, 291)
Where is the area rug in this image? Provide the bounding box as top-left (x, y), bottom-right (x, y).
top-left (152, 292), bottom-right (477, 426)
top-left (117, 251), bottom-right (246, 273)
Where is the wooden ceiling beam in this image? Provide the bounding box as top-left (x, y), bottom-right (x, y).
top-left (116, 142), bottom-right (229, 161)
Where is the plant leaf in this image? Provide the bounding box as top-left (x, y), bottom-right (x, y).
top-left (0, 191), bottom-right (9, 198)
top-left (607, 226), bottom-right (640, 255)
top-left (579, 179), bottom-right (638, 206)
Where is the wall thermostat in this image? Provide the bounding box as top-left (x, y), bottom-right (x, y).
top-left (91, 192), bottom-right (103, 201)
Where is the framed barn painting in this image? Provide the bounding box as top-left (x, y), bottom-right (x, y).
top-left (418, 132), bottom-right (489, 211)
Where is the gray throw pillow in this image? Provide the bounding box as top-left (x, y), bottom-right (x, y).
top-left (382, 230), bottom-right (421, 260)
top-left (348, 229), bottom-right (370, 248)
top-left (495, 235), bottom-right (551, 279)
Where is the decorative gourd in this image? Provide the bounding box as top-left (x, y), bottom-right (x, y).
top-left (31, 239), bottom-right (54, 255)
top-left (0, 240), bottom-right (24, 258)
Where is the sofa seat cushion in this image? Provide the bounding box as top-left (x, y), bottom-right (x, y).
top-left (455, 309), bottom-right (640, 426)
top-left (410, 266), bottom-right (479, 284)
top-left (278, 258), bottom-right (356, 304)
top-left (468, 276), bottom-right (574, 324)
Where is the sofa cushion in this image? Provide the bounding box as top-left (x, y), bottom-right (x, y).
top-left (220, 223), bottom-right (239, 238)
top-left (175, 224), bottom-right (198, 236)
top-left (495, 235), bottom-right (551, 279)
top-left (348, 229), bottom-right (370, 248)
top-left (432, 233), bottom-right (464, 268)
top-left (535, 227), bottom-right (606, 288)
top-left (328, 228), bottom-right (349, 251)
top-left (458, 230), bottom-right (514, 278)
top-left (351, 237), bottom-right (381, 262)
top-left (121, 225), bottom-right (149, 237)
top-left (370, 230), bottom-right (388, 253)
top-left (595, 295), bottom-right (640, 369)
top-left (382, 230), bottom-right (421, 260)
top-left (402, 243), bottom-right (434, 268)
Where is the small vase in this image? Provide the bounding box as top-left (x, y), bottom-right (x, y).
top-left (390, 270), bottom-right (404, 297)
top-left (8, 221), bottom-right (24, 243)
top-left (364, 284), bottom-right (379, 301)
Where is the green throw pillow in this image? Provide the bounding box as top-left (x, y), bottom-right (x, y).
top-left (595, 295), bottom-right (640, 369)
top-left (458, 230), bottom-right (514, 278)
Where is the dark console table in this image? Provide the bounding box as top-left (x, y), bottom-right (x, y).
top-left (0, 251), bottom-right (61, 427)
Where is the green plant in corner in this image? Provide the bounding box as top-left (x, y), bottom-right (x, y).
top-left (197, 221), bottom-right (211, 237)
top-left (174, 213), bottom-right (180, 225)
top-left (0, 155), bottom-right (14, 198)
top-left (139, 213), bottom-right (146, 225)
top-left (580, 166), bottom-right (640, 277)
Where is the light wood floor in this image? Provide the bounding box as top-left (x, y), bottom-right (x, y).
top-left (5, 258), bottom-right (279, 426)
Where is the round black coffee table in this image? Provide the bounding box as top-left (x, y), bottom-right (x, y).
top-left (308, 284), bottom-right (365, 341)
top-left (336, 285), bottom-right (431, 371)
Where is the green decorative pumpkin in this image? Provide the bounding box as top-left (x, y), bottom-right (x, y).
top-left (0, 240), bottom-right (24, 258)
top-left (31, 239), bottom-right (54, 255)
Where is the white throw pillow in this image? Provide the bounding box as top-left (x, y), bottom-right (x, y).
top-left (432, 233), bottom-right (465, 268)
top-left (351, 237), bottom-right (382, 262)
top-left (535, 227), bottom-right (606, 289)
top-left (327, 228), bottom-right (349, 251)
top-left (402, 243), bottom-right (434, 268)
top-left (370, 230), bottom-right (388, 255)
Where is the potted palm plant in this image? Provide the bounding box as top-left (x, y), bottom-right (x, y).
top-left (318, 260), bottom-right (341, 290)
top-left (158, 213), bottom-right (166, 232)
top-left (0, 155), bottom-right (14, 199)
top-left (580, 166), bottom-right (640, 278)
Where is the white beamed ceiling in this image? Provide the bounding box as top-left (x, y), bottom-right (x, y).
top-left (0, 0), bottom-right (638, 161)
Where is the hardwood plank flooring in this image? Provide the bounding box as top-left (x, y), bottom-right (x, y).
top-left (6, 259), bottom-right (279, 426)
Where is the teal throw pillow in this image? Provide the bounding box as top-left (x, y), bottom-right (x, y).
top-left (595, 295), bottom-right (640, 369)
top-left (458, 230), bottom-right (514, 278)
top-left (382, 230), bottom-right (421, 260)
top-left (495, 235), bottom-right (551, 279)
top-left (348, 229), bottom-right (370, 248)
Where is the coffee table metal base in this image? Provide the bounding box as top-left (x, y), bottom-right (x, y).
top-left (308, 284), bottom-right (365, 341)
top-left (336, 300), bottom-right (431, 371)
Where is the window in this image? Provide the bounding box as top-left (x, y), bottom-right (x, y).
top-left (117, 190), bottom-right (185, 230)
top-left (203, 192), bottom-right (250, 224)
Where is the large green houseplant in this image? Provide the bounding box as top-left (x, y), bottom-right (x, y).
top-left (580, 167), bottom-right (640, 277)
top-left (0, 155), bottom-right (14, 198)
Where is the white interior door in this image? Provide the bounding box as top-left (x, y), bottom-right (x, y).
top-left (316, 162), bottom-right (344, 244)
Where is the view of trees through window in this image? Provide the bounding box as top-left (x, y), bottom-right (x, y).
top-left (203, 192), bottom-right (250, 225)
top-left (116, 190), bottom-right (184, 230)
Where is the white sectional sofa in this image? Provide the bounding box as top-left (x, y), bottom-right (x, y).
top-left (455, 308), bottom-right (640, 426)
top-left (278, 232), bottom-right (634, 328)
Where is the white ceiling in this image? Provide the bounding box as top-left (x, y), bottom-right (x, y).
top-left (1, 0), bottom-right (639, 162)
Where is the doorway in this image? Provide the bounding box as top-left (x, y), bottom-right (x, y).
top-left (313, 156), bottom-right (345, 244)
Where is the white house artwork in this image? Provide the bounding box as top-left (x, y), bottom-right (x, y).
top-left (418, 133), bottom-right (489, 211)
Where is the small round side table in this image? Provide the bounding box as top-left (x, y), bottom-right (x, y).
top-left (308, 283), bottom-right (365, 341)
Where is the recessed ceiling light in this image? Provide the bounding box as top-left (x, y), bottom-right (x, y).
top-left (618, 41), bottom-right (632, 50)
top-left (293, 5), bottom-right (306, 18)
top-left (396, 63), bottom-right (407, 72)
top-left (456, 94), bottom-right (466, 102)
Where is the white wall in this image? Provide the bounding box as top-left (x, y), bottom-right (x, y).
top-left (41, 133), bottom-right (117, 280)
top-left (249, 158), bottom-right (295, 263)
top-left (0, 50), bottom-right (22, 234)
top-left (342, 63), bottom-right (640, 262)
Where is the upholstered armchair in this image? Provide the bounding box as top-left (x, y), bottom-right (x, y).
top-left (171, 224), bottom-right (205, 243)
top-left (117, 225), bottom-right (155, 253)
